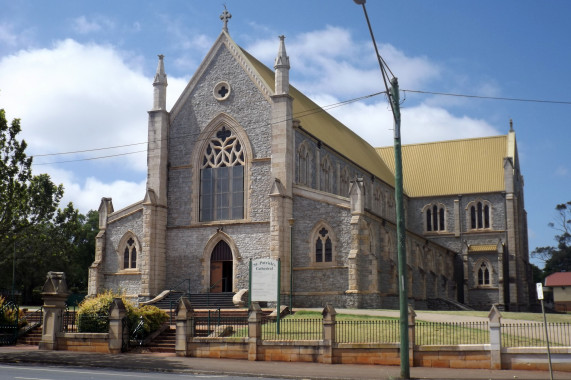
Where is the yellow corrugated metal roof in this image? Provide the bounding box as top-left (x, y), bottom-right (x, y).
top-left (241, 49), bottom-right (396, 187)
top-left (468, 244), bottom-right (499, 252)
top-left (377, 135), bottom-right (509, 197)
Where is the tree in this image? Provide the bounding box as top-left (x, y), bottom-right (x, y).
top-left (0, 109), bottom-right (63, 255)
top-left (532, 201), bottom-right (571, 278)
top-left (0, 109), bottom-right (97, 303)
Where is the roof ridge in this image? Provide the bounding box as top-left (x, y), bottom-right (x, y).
top-left (376, 134), bottom-right (507, 150)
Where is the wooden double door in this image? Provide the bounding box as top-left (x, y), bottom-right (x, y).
top-left (210, 240), bottom-right (233, 293)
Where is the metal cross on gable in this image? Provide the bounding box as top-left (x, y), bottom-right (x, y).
top-left (220, 6), bottom-right (232, 32)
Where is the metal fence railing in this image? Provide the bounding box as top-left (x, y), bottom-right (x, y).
top-left (336, 319), bottom-right (400, 343)
top-left (501, 322), bottom-right (571, 347)
top-left (63, 309), bottom-right (109, 333)
top-left (194, 311), bottom-right (249, 338)
top-left (261, 317), bottom-right (322, 341)
top-left (415, 321), bottom-right (489, 345)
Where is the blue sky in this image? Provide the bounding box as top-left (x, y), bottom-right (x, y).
top-left (1, 1), bottom-right (570, 267)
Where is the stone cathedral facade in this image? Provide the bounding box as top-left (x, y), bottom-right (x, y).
top-left (88, 16), bottom-right (533, 311)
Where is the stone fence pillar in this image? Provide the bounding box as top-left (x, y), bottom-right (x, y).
top-left (488, 305), bottom-right (502, 369)
top-left (175, 297), bottom-right (194, 357)
top-left (108, 298), bottom-right (126, 354)
top-left (39, 272), bottom-right (70, 350)
top-left (408, 304), bottom-right (416, 367)
top-left (322, 304), bottom-right (337, 364)
top-left (248, 302), bottom-right (263, 361)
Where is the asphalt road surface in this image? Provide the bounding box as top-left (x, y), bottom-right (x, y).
top-left (0, 364), bottom-right (279, 380)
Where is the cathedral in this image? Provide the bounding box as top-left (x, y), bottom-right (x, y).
top-left (88, 12), bottom-right (533, 311)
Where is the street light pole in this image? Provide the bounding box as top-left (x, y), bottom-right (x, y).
top-left (353, 1), bottom-right (409, 378)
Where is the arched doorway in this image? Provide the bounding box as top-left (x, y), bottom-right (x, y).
top-left (210, 240), bottom-right (233, 292)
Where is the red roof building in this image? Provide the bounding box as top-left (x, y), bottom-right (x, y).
top-left (545, 272), bottom-right (571, 312)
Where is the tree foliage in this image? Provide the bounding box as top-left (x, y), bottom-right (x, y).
top-left (0, 109), bottom-right (97, 303)
top-left (532, 201), bottom-right (571, 277)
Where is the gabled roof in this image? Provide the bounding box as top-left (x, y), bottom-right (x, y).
top-left (170, 30), bottom-right (395, 187)
top-left (376, 134), bottom-right (514, 197)
top-left (545, 272), bottom-right (571, 287)
top-left (241, 50), bottom-right (395, 186)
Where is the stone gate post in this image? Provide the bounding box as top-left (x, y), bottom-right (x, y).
top-left (408, 304), bottom-right (416, 367)
top-left (108, 298), bottom-right (126, 354)
top-left (248, 302), bottom-right (262, 361)
top-left (39, 272), bottom-right (70, 350)
top-left (322, 304), bottom-right (337, 364)
top-left (175, 297), bottom-right (194, 357)
top-left (488, 305), bottom-right (502, 369)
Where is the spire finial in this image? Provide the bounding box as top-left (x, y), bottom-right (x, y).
top-left (220, 5), bottom-right (232, 33)
top-left (509, 118), bottom-right (514, 132)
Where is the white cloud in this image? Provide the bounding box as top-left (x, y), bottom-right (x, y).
top-left (72, 16), bottom-right (114, 34)
top-left (44, 165), bottom-right (146, 213)
top-left (317, 96), bottom-right (499, 147)
top-left (0, 39), bottom-right (185, 172)
top-left (247, 26), bottom-right (439, 97)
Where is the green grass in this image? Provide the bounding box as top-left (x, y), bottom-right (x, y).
top-left (416, 309), bottom-right (571, 323)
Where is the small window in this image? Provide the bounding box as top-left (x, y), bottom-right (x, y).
top-left (320, 155), bottom-right (333, 193)
top-left (477, 261), bottom-right (491, 286)
top-left (311, 223), bottom-right (335, 265)
top-left (121, 236), bottom-right (138, 269)
top-left (425, 203), bottom-right (445, 232)
top-left (315, 227), bottom-right (332, 262)
top-left (297, 142), bottom-right (312, 187)
top-left (469, 201), bottom-right (491, 230)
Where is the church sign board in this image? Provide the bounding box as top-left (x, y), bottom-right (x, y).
top-left (250, 258), bottom-right (279, 302)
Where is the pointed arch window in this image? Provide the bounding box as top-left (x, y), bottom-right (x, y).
top-left (468, 200), bottom-right (491, 230)
top-left (123, 238), bottom-right (137, 269)
top-left (320, 155), bottom-right (333, 193)
top-left (200, 126), bottom-right (244, 221)
top-left (477, 261), bottom-right (491, 286)
top-left (297, 142), bottom-right (312, 187)
top-left (425, 203), bottom-right (446, 232)
top-left (118, 233), bottom-right (140, 271)
top-left (340, 166), bottom-right (350, 197)
top-left (311, 223), bottom-right (336, 265)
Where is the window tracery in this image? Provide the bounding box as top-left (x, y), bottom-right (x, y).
top-left (200, 126), bottom-right (244, 221)
top-left (467, 200), bottom-right (492, 230)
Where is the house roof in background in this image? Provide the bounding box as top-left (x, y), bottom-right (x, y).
top-left (545, 272), bottom-right (571, 287)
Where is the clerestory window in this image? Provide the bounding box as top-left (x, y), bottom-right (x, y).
top-left (200, 126), bottom-right (244, 222)
top-left (469, 201), bottom-right (491, 230)
top-left (425, 204), bottom-right (446, 232)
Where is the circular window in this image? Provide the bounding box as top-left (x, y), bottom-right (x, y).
top-left (213, 81), bottom-right (231, 101)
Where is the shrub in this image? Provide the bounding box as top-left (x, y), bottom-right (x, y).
top-left (0, 296), bottom-right (27, 329)
top-left (76, 291), bottom-right (167, 338)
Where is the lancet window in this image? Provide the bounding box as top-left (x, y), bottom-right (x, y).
top-left (200, 126), bottom-right (245, 221)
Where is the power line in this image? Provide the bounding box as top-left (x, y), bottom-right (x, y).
top-left (31, 91), bottom-right (387, 165)
top-left (32, 150), bottom-right (147, 166)
top-left (30, 88), bottom-right (571, 166)
top-left (402, 89), bottom-right (571, 105)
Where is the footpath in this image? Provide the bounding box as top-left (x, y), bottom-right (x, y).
top-left (0, 344), bottom-right (569, 380)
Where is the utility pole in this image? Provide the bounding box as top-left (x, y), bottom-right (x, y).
top-left (353, 1), bottom-right (409, 378)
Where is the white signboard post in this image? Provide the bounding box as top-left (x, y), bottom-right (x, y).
top-left (249, 258), bottom-right (281, 333)
top-left (537, 282), bottom-right (553, 380)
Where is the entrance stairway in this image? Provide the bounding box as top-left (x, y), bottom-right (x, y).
top-left (150, 291), bottom-right (237, 310)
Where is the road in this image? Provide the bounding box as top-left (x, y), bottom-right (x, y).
top-left (0, 364), bottom-right (278, 380)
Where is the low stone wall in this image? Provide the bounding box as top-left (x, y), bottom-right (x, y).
top-left (502, 347), bottom-right (571, 372)
top-left (415, 345), bottom-right (490, 369)
top-left (56, 333), bottom-right (110, 353)
top-left (188, 338), bottom-right (248, 360)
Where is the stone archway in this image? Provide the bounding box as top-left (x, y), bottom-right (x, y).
top-left (210, 240), bottom-right (233, 293)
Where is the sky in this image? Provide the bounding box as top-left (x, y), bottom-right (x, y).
top-left (1, 1), bottom-right (570, 267)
